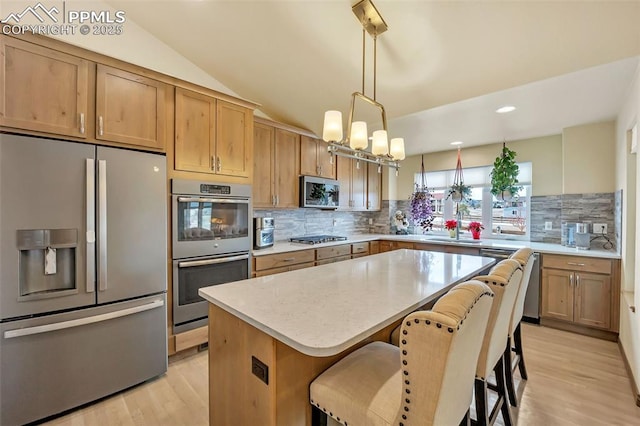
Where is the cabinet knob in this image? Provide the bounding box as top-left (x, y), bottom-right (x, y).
top-left (79, 113), bottom-right (85, 134)
top-left (216, 157), bottom-right (222, 172)
top-left (98, 116), bottom-right (104, 136)
top-left (211, 156), bottom-right (215, 170)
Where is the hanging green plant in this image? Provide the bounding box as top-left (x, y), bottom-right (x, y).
top-left (490, 142), bottom-right (523, 201)
top-left (446, 147), bottom-right (472, 203)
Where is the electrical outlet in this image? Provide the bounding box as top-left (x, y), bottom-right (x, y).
top-left (368, 218), bottom-right (373, 225)
top-left (593, 223), bottom-right (608, 234)
top-left (333, 219), bottom-right (338, 227)
top-left (544, 221), bottom-right (553, 230)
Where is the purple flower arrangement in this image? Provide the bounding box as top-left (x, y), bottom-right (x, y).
top-left (409, 183), bottom-right (435, 232)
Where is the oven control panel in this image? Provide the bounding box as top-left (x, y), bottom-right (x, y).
top-left (200, 184), bottom-right (231, 195)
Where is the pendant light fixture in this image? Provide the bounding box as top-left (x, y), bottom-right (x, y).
top-left (322, 0), bottom-right (405, 174)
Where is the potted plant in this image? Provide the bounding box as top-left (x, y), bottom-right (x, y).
top-left (446, 183), bottom-right (472, 203)
top-left (468, 221), bottom-right (484, 240)
top-left (409, 185), bottom-right (435, 233)
top-left (445, 219), bottom-right (458, 238)
top-left (490, 143), bottom-right (523, 201)
top-left (409, 156), bottom-right (435, 233)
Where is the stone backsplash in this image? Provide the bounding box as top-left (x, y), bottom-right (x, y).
top-left (256, 191), bottom-right (619, 251)
top-left (529, 192), bottom-right (617, 250)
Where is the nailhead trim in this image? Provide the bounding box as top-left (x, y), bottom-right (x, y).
top-left (397, 289), bottom-right (494, 425)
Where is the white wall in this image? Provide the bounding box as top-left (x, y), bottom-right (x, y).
top-left (615, 63), bottom-right (640, 395)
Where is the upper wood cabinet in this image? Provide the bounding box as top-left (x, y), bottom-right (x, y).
top-left (216, 101), bottom-right (251, 178)
top-left (337, 157), bottom-right (378, 211)
top-left (253, 123), bottom-right (275, 207)
top-left (0, 37), bottom-right (89, 138)
top-left (175, 87), bottom-right (215, 173)
top-left (175, 89), bottom-right (252, 179)
top-left (96, 64), bottom-right (167, 150)
top-left (252, 122), bottom-right (300, 208)
top-left (367, 163), bottom-right (382, 211)
top-left (300, 135), bottom-right (336, 179)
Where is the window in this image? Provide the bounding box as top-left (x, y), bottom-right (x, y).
top-left (414, 163), bottom-right (532, 239)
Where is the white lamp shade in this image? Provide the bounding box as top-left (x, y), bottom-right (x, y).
top-left (390, 138), bottom-right (405, 160)
top-left (372, 130), bottom-right (389, 156)
top-left (323, 110), bottom-right (343, 142)
top-left (349, 121), bottom-right (368, 150)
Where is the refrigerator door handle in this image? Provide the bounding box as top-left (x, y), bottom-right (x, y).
top-left (98, 159), bottom-right (108, 291)
top-left (86, 159), bottom-right (96, 293)
top-left (3, 299), bottom-right (165, 339)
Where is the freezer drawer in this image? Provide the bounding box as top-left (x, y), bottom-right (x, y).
top-left (0, 295), bottom-right (167, 425)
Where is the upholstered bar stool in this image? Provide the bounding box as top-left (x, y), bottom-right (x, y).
top-left (472, 259), bottom-right (523, 426)
top-left (503, 248), bottom-right (535, 406)
top-left (309, 281), bottom-right (494, 426)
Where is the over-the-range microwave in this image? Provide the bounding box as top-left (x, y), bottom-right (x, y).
top-left (299, 176), bottom-right (340, 209)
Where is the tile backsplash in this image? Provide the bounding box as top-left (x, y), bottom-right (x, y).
top-left (256, 191), bottom-right (619, 251)
top-left (529, 192), bottom-right (617, 250)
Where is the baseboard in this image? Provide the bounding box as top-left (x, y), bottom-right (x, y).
top-left (522, 316), bottom-right (540, 325)
top-left (617, 340), bottom-right (640, 407)
top-left (539, 318), bottom-right (618, 342)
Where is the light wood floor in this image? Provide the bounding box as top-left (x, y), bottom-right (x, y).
top-left (44, 324), bottom-right (640, 425)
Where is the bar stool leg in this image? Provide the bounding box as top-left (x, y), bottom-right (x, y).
top-left (494, 357), bottom-right (514, 426)
top-left (311, 406), bottom-right (328, 426)
top-left (459, 409), bottom-right (471, 426)
top-left (514, 322), bottom-right (528, 380)
top-left (474, 378), bottom-right (489, 426)
top-left (503, 338), bottom-right (518, 407)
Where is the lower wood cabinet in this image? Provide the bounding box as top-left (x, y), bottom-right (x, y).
top-left (253, 250), bottom-right (315, 277)
top-left (541, 254), bottom-right (617, 332)
top-left (253, 242), bottom-right (373, 277)
top-left (379, 241), bottom-right (414, 252)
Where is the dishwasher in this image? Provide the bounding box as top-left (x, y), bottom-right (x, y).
top-left (479, 248), bottom-right (540, 323)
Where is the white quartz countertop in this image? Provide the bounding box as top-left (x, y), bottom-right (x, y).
top-left (199, 250), bottom-right (495, 357)
top-left (253, 233), bottom-right (620, 259)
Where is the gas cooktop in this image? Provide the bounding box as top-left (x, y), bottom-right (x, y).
top-left (289, 235), bottom-right (348, 245)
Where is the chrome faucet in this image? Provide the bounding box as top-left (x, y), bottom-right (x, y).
top-left (455, 209), bottom-right (462, 241)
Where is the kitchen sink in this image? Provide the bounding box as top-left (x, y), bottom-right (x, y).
top-left (426, 237), bottom-right (484, 244)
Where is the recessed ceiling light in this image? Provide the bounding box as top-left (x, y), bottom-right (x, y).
top-left (450, 141), bottom-right (463, 146)
top-left (496, 105), bottom-right (516, 114)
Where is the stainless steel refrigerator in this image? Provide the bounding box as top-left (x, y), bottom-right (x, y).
top-left (0, 133), bottom-right (168, 425)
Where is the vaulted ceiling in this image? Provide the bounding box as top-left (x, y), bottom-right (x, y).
top-left (107, 0), bottom-right (640, 155)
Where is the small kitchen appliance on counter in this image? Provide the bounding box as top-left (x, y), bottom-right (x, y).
top-left (254, 217), bottom-right (275, 249)
top-left (290, 235), bottom-right (348, 245)
top-left (575, 223), bottom-right (591, 250)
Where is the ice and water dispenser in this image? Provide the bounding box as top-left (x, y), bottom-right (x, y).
top-left (17, 229), bottom-right (78, 299)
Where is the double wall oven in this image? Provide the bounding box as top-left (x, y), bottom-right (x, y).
top-left (172, 180), bottom-right (251, 334)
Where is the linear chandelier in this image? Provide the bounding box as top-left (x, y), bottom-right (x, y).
top-left (322, 0), bottom-right (405, 174)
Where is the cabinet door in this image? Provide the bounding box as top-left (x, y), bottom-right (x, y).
top-left (367, 163), bottom-right (382, 210)
top-left (253, 123), bottom-right (275, 208)
top-left (300, 135), bottom-right (318, 176)
top-left (379, 241), bottom-right (393, 252)
top-left (541, 269), bottom-right (574, 322)
top-left (96, 64), bottom-right (166, 150)
top-left (574, 272), bottom-right (611, 329)
top-left (351, 160), bottom-right (367, 210)
top-left (216, 101), bottom-right (251, 177)
top-left (0, 37), bottom-right (89, 138)
top-left (274, 129), bottom-right (299, 208)
top-left (317, 140), bottom-right (336, 179)
top-left (174, 88), bottom-right (215, 174)
top-left (336, 157), bottom-right (352, 209)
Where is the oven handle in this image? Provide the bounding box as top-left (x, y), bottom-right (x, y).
top-left (178, 254), bottom-right (249, 268)
top-left (177, 196), bottom-right (249, 204)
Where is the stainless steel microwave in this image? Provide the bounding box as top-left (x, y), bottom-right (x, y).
top-left (299, 176), bottom-right (340, 209)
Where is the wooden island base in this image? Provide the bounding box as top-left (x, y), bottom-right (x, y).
top-left (208, 304), bottom-right (402, 426)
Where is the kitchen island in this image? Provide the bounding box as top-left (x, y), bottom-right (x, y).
top-left (199, 249), bottom-right (495, 425)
